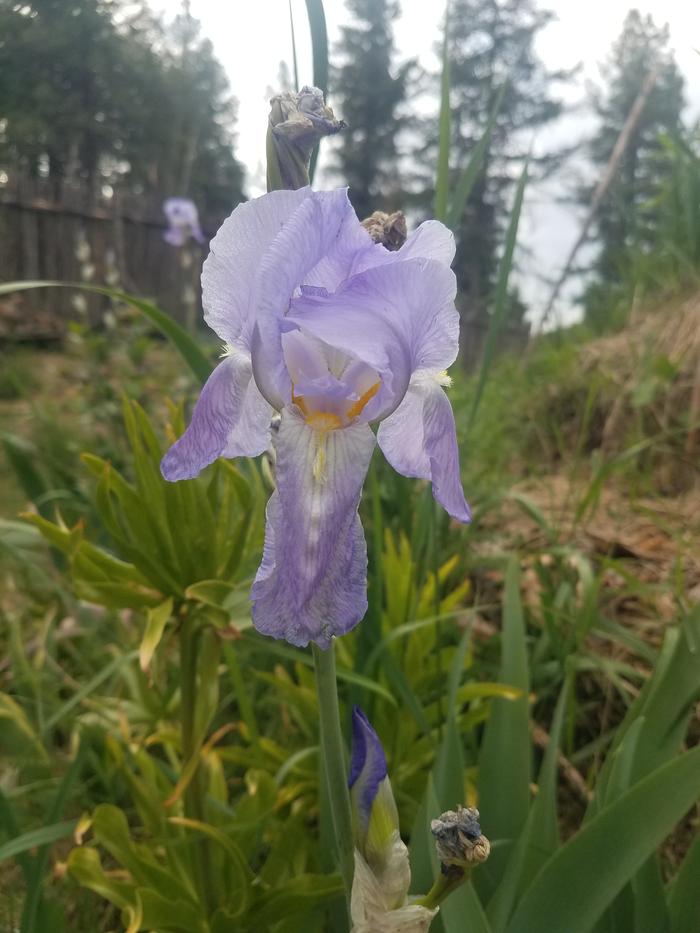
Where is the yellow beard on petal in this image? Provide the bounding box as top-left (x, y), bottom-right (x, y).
top-left (292, 380), bottom-right (381, 435)
top-left (346, 380), bottom-right (381, 420)
top-left (306, 411), bottom-right (344, 431)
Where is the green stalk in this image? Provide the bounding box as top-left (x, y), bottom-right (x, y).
top-left (179, 620), bottom-right (215, 915)
top-left (418, 866), bottom-right (470, 910)
top-left (312, 642), bottom-right (354, 913)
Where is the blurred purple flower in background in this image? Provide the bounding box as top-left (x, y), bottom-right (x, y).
top-left (163, 197), bottom-right (206, 246)
top-left (161, 186), bottom-right (469, 647)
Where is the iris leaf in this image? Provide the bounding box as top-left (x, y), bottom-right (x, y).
top-left (0, 282), bottom-right (213, 386)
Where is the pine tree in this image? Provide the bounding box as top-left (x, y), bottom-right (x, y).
top-left (440, 0), bottom-right (572, 355)
top-left (330, 0), bottom-right (411, 220)
top-left (0, 0), bottom-right (244, 215)
top-left (583, 10), bottom-right (684, 327)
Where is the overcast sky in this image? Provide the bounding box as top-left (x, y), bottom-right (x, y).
top-left (157, 0), bottom-right (700, 326)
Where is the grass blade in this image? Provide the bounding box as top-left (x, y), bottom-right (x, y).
top-left (0, 821), bottom-right (77, 863)
top-left (304, 0), bottom-right (329, 182)
top-left (288, 0), bottom-right (300, 90)
top-left (42, 650), bottom-right (139, 735)
top-left (668, 833), bottom-right (700, 933)
top-left (505, 746), bottom-right (700, 933)
top-left (446, 83), bottom-right (506, 232)
top-left (476, 555), bottom-right (530, 901)
top-left (21, 741), bottom-right (85, 932)
top-left (434, 2), bottom-right (451, 222)
top-left (466, 162), bottom-right (528, 434)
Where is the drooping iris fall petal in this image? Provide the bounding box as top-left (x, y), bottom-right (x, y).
top-left (161, 353), bottom-right (272, 482)
top-left (250, 412), bottom-right (375, 648)
top-left (378, 378), bottom-right (470, 523)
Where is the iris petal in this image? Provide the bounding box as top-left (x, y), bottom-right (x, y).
top-left (160, 354), bottom-right (272, 481)
top-left (340, 258), bottom-right (460, 375)
top-left (251, 409), bottom-right (375, 647)
top-left (202, 187), bottom-right (311, 352)
top-left (252, 190), bottom-right (360, 408)
top-left (353, 217), bottom-right (456, 275)
top-left (378, 379), bottom-right (470, 523)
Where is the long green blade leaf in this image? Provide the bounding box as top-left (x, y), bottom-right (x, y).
top-left (505, 746), bottom-right (700, 933)
top-left (434, 2), bottom-right (451, 222)
top-left (304, 0), bottom-right (329, 182)
top-left (21, 740), bottom-right (85, 932)
top-left (477, 555), bottom-right (530, 901)
top-left (668, 833), bottom-right (700, 933)
top-left (0, 821), bottom-right (77, 863)
top-left (446, 83), bottom-right (506, 232)
top-left (0, 282), bottom-right (212, 386)
top-left (42, 650), bottom-right (138, 734)
top-left (466, 162), bottom-right (528, 434)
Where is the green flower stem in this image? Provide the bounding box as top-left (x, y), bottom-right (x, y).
top-left (312, 641), bottom-right (355, 912)
top-left (417, 866), bottom-right (470, 911)
top-left (179, 619), bottom-right (214, 915)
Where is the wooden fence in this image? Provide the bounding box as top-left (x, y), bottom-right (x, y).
top-left (0, 173), bottom-right (217, 341)
top-left (0, 172), bottom-right (530, 365)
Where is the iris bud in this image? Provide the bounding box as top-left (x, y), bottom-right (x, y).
top-left (349, 708), bottom-right (437, 932)
top-left (266, 85), bottom-right (345, 191)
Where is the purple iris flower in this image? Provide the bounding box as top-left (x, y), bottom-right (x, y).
top-left (160, 186), bottom-right (469, 648)
top-left (163, 197), bottom-right (206, 246)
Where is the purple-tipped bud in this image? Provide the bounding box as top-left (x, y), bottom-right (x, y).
top-left (163, 197), bottom-right (206, 247)
top-left (349, 706), bottom-right (389, 834)
top-left (348, 707), bottom-right (413, 918)
top-left (266, 85), bottom-right (345, 191)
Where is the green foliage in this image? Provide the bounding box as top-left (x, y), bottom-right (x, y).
top-left (583, 10), bottom-right (686, 330)
top-left (409, 568), bottom-right (700, 933)
top-left (592, 128), bottom-right (700, 322)
top-left (24, 397), bottom-right (263, 610)
top-left (304, 0), bottom-right (330, 183)
top-left (0, 282), bottom-right (214, 387)
top-left (426, 0), bottom-right (572, 348)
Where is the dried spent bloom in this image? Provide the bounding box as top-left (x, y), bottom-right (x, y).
top-left (163, 197), bottom-right (206, 247)
top-left (161, 186), bottom-right (469, 647)
top-left (267, 85), bottom-right (345, 190)
top-left (349, 708), bottom-right (437, 933)
top-left (361, 211), bottom-right (408, 252)
top-left (430, 807), bottom-right (491, 869)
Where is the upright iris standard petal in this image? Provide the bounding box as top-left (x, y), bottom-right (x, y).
top-left (202, 187), bottom-right (311, 352)
top-left (250, 410), bottom-right (375, 648)
top-left (378, 379), bottom-right (471, 523)
top-left (286, 255), bottom-right (459, 424)
top-left (161, 353), bottom-right (272, 481)
top-left (252, 189), bottom-right (366, 408)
